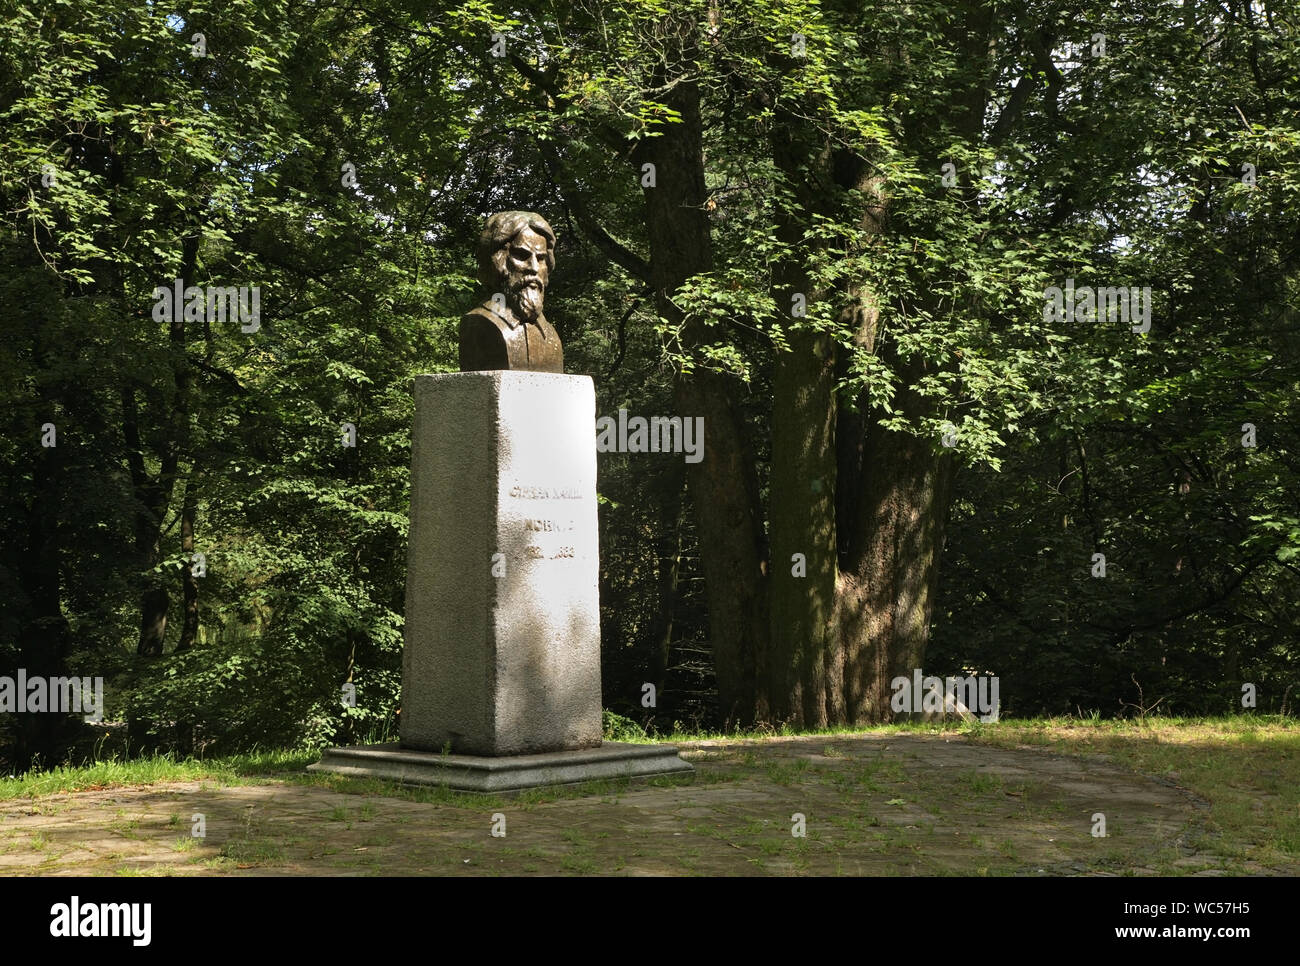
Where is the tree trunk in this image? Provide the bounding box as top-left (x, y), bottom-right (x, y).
top-left (633, 56), bottom-right (769, 725)
top-left (14, 422), bottom-right (74, 773)
top-left (769, 328), bottom-right (841, 727)
top-left (124, 381), bottom-right (172, 658)
top-left (765, 98), bottom-right (849, 727)
top-left (644, 466), bottom-right (686, 696)
top-left (125, 234), bottom-right (198, 656)
top-left (177, 478), bottom-right (199, 653)
top-left (824, 0), bottom-right (992, 722)
top-left (839, 353), bottom-right (957, 721)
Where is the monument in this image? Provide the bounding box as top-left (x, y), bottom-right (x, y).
top-left (458, 211), bottom-right (564, 373)
top-left (310, 212), bottom-right (693, 791)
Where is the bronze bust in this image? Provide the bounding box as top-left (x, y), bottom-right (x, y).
top-left (459, 211), bottom-right (564, 373)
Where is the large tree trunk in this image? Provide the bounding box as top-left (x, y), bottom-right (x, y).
top-left (766, 112), bottom-right (842, 726)
top-left (633, 54), bottom-right (769, 725)
top-left (839, 353), bottom-right (957, 721)
top-left (769, 327), bottom-right (841, 727)
top-left (670, 371), bottom-right (769, 725)
top-left (827, 156), bottom-right (963, 722)
top-left (171, 475), bottom-right (200, 754)
top-left (824, 0), bottom-right (992, 722)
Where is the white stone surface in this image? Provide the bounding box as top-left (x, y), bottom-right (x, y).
top-left (400, 371), bottom-right (602, 755)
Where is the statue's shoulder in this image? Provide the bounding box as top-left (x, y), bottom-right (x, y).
top-left (461, 302), bottom-right (509, 329)
top-left (459, 303), bottom-right (511, 371)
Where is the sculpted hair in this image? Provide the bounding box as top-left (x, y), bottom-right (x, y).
top-left (477, 211), bottom-right (556, 288)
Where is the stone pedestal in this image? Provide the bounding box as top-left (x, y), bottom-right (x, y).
top-left (310, 741), bottom-right (693, 793)
top-left (310, 370), bottom-right (693, 792)
top-left (401, 371), bottom-right (602, 756)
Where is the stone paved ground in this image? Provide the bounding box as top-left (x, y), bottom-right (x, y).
top-left (0, 733), bottom-right (1275, 876)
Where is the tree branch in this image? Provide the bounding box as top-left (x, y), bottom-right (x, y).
top-left (187, 355), bottom-right (249, 394)
top-left (606, 286), bottom-right (654, 379)
top-left (543, 140), bottom-right (652, 282)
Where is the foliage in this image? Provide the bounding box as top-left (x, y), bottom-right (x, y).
top-left (1, 0), bottom-right (1297, 767)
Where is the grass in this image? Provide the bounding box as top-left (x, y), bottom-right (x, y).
top-left (0, 748), bottom-right (316, 800)
top-left (964, 715), bottom-right (1300, 872)
top-left (764, 759), bottom-right (811, 785)
top-left (623, 719), bottom-right (955, 745)
top-left (219, 838), bottom-right (284, 865)
top-left (0, 743), bottom-right (657, 811)
top-left (1, 715), bottom-right (1296, 876)
top-left (109, 812), bottom-right (144, 840)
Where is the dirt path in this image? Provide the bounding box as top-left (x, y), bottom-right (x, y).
top-left (0, 733), bottom-right (1233, 876)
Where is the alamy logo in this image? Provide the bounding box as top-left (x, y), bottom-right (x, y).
top-left (1043, 278), bottom-right (1151, 333)
top-left (891, 669), bottom-right (1000, 722)
top-left (152, 278), bottom-right (260, 333)
top-left (596, 409), bottom-right (704, 464)
top-left (50, 896), bottom-right (151, 946)
top-left (0, 670), bottom-right (103, 721)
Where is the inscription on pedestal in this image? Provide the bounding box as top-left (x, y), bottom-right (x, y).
top-left (507, 482), bottom-right (585, 562)
top-left (400, 371), bottom-right (602, 756)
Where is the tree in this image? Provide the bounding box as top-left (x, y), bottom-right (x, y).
top-left (467, 0), bottom-right (1300, 725)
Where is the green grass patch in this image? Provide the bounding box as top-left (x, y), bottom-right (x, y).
top-left (966, 714), bottom-right (1300, 872)
top-left (0, 749), bottom-right (316, 800)
top-left (219, 838), bottom-right (284, 865)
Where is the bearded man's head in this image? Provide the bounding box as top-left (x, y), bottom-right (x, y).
top-left (477, 211), bottom-right (556, 323)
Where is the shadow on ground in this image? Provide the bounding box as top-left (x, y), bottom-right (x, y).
top-left (0, 733), bottom-right (1273, 876)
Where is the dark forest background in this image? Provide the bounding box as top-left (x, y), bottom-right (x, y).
top-left (2, 0), bottom-right (1297, 772)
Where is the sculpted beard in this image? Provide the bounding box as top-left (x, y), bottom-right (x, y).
top-left (508, 270), bottom-right (544, 321)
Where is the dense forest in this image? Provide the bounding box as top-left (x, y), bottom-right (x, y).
top-left (1, 0), bottom-right (1297, 773)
